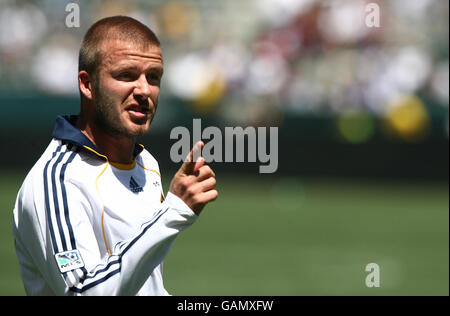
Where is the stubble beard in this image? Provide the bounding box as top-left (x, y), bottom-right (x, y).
top-left (93, 83), bottom-right (151, 139)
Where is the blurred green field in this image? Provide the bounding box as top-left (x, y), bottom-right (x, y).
top-left (1, 169), bottom-right (448, 296)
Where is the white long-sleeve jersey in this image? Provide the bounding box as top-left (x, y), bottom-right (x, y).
top-left (12, 115), bottom-right (198, 296)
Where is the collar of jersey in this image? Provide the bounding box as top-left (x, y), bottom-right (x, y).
top-left (52, 115), bottom-right (144, 161)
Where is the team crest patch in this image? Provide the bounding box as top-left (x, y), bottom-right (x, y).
top-left (55, 250), bottom-right (85, 273)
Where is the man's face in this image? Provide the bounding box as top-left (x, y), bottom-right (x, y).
top-left (92, 40), bottom-right (163, 138)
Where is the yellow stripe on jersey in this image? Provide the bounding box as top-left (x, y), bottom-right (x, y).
top-left (136, 161), bottom-right (160, 177)
top-left (85, 144), bottom-right (112, 256)
top-left (83, 145), bottom-right (108, 160)
top-left (95, 161), bottom-right (112, 256)
top-left (110, 160), bottom-right (136, 170)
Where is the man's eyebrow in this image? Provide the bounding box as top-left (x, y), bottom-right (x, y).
top-left (111, 64), bottom-right (140, 72)
top-left (111, 64), bottom-right (163, 74)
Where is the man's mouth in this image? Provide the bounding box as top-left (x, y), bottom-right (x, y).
top-left (126, 104), bottom-right (151, 120)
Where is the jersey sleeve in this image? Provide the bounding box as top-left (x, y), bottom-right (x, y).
top-left (13, 176), bottom-right (197, 296)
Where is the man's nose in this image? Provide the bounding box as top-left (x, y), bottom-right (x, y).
top-left (134, 75), bottom-right (152, 100)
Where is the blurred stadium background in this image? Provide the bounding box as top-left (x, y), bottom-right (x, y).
top-left (0, 0), bottom-right (448, 295)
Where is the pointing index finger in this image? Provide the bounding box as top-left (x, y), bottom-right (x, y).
top-left (180, 141), bottom-right (204, 175)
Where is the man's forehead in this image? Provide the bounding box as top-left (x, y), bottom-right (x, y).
top-left (100, 40), bottom-right (163, 65)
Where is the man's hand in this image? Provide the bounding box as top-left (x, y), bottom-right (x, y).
top-left (169, 141), bottom-right (218, 215)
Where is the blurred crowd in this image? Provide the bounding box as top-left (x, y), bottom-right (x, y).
top-left (0, 0), bottom-right (448, 143)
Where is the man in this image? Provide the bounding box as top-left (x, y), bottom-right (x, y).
top-left (12, 16), bottom-right (218, 296)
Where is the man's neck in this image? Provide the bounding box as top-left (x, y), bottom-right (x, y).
top-left (75, 116), bottom-right (136, 164)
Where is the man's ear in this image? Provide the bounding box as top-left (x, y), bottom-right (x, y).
top-left (79, 70), bottom-right (94, 100)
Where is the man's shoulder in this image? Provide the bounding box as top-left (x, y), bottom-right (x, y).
top-left (23, 139), bottom-right (103, 190)
top-left (22, 139), bottom-right (64, 187)
top-left (15, 139), bottom-right (79, 214)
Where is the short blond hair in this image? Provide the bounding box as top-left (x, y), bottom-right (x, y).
top-left (78, 16), bottom-right (160, 79)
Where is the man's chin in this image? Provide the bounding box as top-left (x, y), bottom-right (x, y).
top-left (101, 123), bottom-right (149, 138)
top-left (128, 123), bottom-right (150, 137)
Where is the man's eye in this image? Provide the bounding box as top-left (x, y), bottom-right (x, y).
top-left (117, 72), bottom-right (134, 80)
top-left (147, 74), bottom-right (161, 84)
